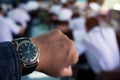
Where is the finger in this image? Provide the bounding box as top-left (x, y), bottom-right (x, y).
top-left (66, 47), bottom-right (79, 66)
top-left (60, 65), bottom-right (72, 77)
top-left (72, 47), bottom-right (79, 64)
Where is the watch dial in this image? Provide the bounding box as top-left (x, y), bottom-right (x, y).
top-left (17, 41), bottom-right (38, 64)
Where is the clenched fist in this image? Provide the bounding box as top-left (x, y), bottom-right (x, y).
top-left (31, 29), bottom-right (79, 77)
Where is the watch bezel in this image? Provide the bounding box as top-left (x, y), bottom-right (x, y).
top-left (16, 40), bottom-right (39, 67)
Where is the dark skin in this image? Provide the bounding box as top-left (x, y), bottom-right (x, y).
top-left (86, 17), bottom-right (100, 32)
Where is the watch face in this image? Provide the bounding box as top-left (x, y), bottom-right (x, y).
top-left (17, 41), bottom-right (38, 65)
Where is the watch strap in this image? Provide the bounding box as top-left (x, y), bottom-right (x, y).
top-left (22, 62), bottom-right (38, 75)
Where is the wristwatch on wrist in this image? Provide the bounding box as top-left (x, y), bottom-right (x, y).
top-left (12, 37), bottom-right (39, 75)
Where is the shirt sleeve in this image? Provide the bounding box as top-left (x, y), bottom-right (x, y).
top-left (7, 18), bottom-right (21, 35)
top-left (69, 20), bottom-right (74, 30)
top-left (0, 42), bottom-right (21, 80)
top-left (76, 43), bottom-right (86, 55)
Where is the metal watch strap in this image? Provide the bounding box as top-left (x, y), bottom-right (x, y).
top-left (12, 38), bottom-right (38, 75)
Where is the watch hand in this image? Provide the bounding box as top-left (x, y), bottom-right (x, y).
top-left (28, 46), bottom-right (30, 53)
top-left (28, 43), bottom-right (30, 53)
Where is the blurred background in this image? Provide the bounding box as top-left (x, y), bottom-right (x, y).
top-left (0, 0), bottom-right (120, 80)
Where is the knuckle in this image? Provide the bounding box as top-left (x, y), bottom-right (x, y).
top-left (71, 40), bottom-right (75, 46)
top-left (69, 40), bottom-right (75, 47)
top-left (53, 29), bottom-right (62, 34)
top-left (75, 53), bottom-right (79, 63)
top-left (74, 51), bottom-right (79, 63)
top-left (70, 48), bottom-right (79, 64)
top-left (62, 42), bottom-right (73, 50)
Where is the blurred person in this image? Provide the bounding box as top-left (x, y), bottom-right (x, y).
top-left (0, 6), bottom-right (25, 42)
top-left (60, 0), bottom-right (67, 4)
top-left (76, 17), bottom-right (120, 77)
top-left (56, 21), bottom-right (69, 32)
top-left (69, 12), bottom-right (86, 54)
top-left (48, 13), bottom-right (58, 30)
top-left (98, 14), bottom-right (111, 28)
top-left (57, 3), bottom-right (73, 21)
top-left (56, 21), bottom-right (73, 40)
top-left (69, 12), bottom-right (86, 31)
top-left (0, 29), bottom-right (79, 80)
top-left (49, 0), bottom-right (62, 15)
top-left (7, 3), bottom-right (30, 28)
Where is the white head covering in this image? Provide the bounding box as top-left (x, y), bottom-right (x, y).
top-left (60, 0), bottom-right (67, 4)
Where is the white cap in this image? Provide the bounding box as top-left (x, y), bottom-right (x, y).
top-left (25, 1), bottom-right (40, 11)
top-left (89, 2), bottom-right (100, 11)
top-left (60, 0), bottom-right (67, 4)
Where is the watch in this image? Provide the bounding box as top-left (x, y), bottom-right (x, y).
top-left (12, 37), bottom-right (39, 75)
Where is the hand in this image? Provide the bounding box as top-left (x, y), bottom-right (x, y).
top-left (31, 29), bottom-right (79, 77)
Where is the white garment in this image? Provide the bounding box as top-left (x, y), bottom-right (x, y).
top-left (74, 30), bottom-right (87, 54)
top-left (70, 17), bottom-right (86, 54)
top-left (58, 8), bottom-right (72, 21)
top-left (8, 8), bottom-right (30, 27)
top-left (69, 17), bottom-right (86, 31)
top-left (0, 16), bottom-right (20, 42)
top-left (77, 26), bottom-right (120, 74)
top-left (49, 4), bottom-right (62, 15)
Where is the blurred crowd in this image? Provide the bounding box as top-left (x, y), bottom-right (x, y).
top-left (0, 0), bottom-right (120, 80)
